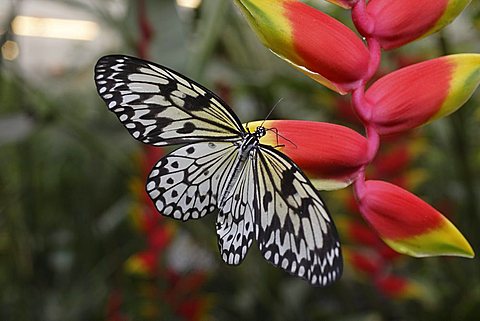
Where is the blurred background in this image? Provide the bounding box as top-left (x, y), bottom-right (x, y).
top-left (1, 0), bottom-right (480, 320)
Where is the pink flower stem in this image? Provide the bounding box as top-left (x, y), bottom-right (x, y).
top-left (351, 0), bottom-right (382, 202)
top-left (351, 0), bottom-right (373, 35)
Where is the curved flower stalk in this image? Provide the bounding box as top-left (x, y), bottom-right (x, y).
top-left (235, 0), bottom-right (477, 258)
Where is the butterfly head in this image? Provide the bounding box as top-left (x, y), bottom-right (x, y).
top-left (254, 126), bottom-right (267, 139)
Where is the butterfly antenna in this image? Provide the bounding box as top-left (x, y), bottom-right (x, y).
top-left (278, 132), bottom-right (297, 149)
top-left (261, 98), bottom-right (284, 127)
top-left (266, 128), bottom-right (298, 149)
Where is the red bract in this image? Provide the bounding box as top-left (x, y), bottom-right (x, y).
top-left (359, 181), bottom-right (441, 238)
top-left (363, 0), bottom-right (471, 50)
top-left (235, 0), bottom-right (370, 94)
top-left (248, 120), bottom-right (369, 189)
top-left (347, 251), bottom-right (382, 276)
top-left (365, 60), bottom-right (453, 135)
top-left (285, 1), bottom-right (370, 93)
top-left (375, 275), bottom-right (408, 297)
top-left (356, 180), bottom-right (474, 258)
top-left (366, 55), bottom-right (480, 135)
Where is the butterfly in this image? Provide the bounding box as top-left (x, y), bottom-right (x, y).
top-left (94, 55), bottom-right (342, 286)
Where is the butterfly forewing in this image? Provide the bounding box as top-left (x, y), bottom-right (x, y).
top-left (255, 145), bottom-right (342, 286)
top-left (95, 55), bottom-right (245, 146)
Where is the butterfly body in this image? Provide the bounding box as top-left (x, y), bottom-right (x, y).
top-left (95, 55), bottom-right (342, 286)
top-left (219, 126), bottom-right (266, 208)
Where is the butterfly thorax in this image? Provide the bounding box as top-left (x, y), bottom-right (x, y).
top-left (240, 126), bottom-right (266, 158)
top-left (218, 126), bottom-right (266, 207)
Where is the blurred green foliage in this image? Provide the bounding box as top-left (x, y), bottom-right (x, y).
top-left (1, 0), bottom-right (480, 320)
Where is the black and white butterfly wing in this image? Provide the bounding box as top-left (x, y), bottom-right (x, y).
top-left (95, 55), bottom-right (245, 146)
top-left (255, 145), bottom-right (342, 286)
top-left (146, 141), bottom-right (241, 220)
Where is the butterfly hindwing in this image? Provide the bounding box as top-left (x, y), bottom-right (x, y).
top-left (146, 141), bottom-right (240, 221)
top-left (95, 55), bottom-right (245, 146)
top-left (255, 145), bottom-right (342, 286)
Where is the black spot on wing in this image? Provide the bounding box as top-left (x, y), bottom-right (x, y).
top-left (280, 168), bottom-right (296, 196)
top-left (156, 117), bottom-right (174, 128)
top-left (262, 191), bottom-right (273, 211)
top-left (183, 94), bottom-right (212, 111)
top-left (177, 122), bottom-right (196, 134)
top-left (298, 198), bottom-right (313, 218)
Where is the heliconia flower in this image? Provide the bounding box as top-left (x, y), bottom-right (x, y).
top-left (246, 120), bottom-right (369, 190)
top-left (345, 250), bottom-right (383, 276)
top-left (106, 289), bottom-right (126, 321)
top-left (125, 250), bottom-right (158, 275)
top-left (176, 297), bottom-right (208, 321)
top-left (371, 138), bottom-right (429, 190)
top-left (339, 218), bottom-right (402, 261)
top-left (374, 275), bottom-right (421, 299)
top-left (234, 0), bottom-right (370, 94)
top-left (366, 54), bottom-right (480, 135)
top-left (364, 0), bottom-right (471, 50)
top-left (343, 219), bottom-right (381, 247)
top-left (324, 0), bottom-right (358, 9)
top-left (356, 180), bottom-right (474, 258)
top-left (148, 224), bottom-right (175, 252)
top-left (373, 145), bottom-right (411, 178)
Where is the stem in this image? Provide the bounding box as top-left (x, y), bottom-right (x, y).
top-left (365, 37), bottom-right (381, 80)
top-left (350, 1), bottom-right (382, 204)
top-left (366, 124), bottom-right (380, 163)
top-left (352, 85), bottom-right (371, 122)
top-left (351, 0), bottom-right (374, 36)
top-left (352, 125), bottom-right (379, 201)
top-left (353, 169), bottom-right (367, 200)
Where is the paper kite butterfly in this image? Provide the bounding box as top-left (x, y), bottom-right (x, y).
top-left (94, 55), bottom-right (342, 286)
